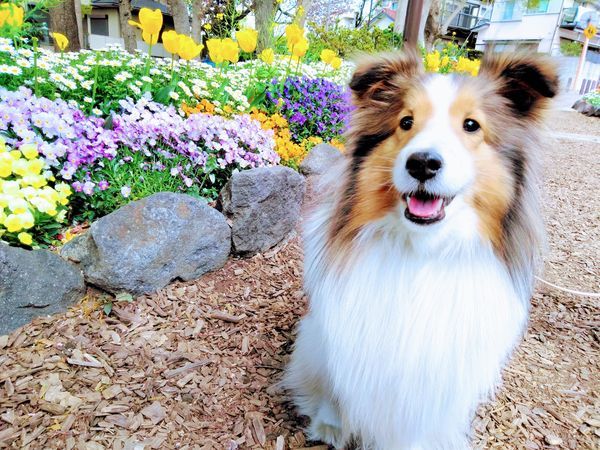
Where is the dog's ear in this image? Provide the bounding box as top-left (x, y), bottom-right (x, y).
top-left (349, 50), bottom-right (422, 102)
top-left (479, 53), bottom-right (558, 116)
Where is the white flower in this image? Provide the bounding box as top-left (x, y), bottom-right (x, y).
top-left (16, 58), bottom-right (32, 68)
top-left (134, 80), bottom-right (143, 87)
top-left (141, 76), bottom-right (152, 83)
top-left (81, 80), bottom-right (94, 90)
top-left (129, 84), bottom-right (141, 95)
top-left (92, 108), bottom-right (102, 116)
top-left (169, 91), bottom-right (179, 100)
top-left (84, 97), bottom-right (93, 103)
top-left (120, 186), bottom-right (131, 198)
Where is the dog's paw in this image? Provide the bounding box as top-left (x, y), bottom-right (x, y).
top-left (309, 420), bottom-right (344, 448)
top-left (308, 401), bottom-right (345, 448)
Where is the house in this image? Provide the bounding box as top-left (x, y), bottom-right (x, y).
top-left (474, 0), bottom-right (599, 54)
top-left (474, 0), bottom-right (599, 92)
top-left (84, 0), bottom-right (173, 56)
top-left (369, 7), bottom-right (397, 30)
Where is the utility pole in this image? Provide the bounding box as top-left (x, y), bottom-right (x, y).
top-left (404, 0), bottom-right (424, 48)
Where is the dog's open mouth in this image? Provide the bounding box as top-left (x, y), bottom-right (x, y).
top-left (403, 192), bottom-right (453, 225)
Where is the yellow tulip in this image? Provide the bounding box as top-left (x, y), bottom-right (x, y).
top-left (207, 38), bottom-right (224, 64)
top-left (177, 35), bottom-right (203, 61)
top-left (329, 56), bottom-right (342, 70)
top-left (259, 48), bottom-right (274, 65)
top-left (50, 32), bottom-right (69, 51)
top-left (291, 37), bottom-right (308, 58)
top-left (236, 28), bottom-right (257, 53)
top-left (221, 38), bottom-right (239, 63)
top-left (285, 23), bottom-right (303, 46)
top-left (320, 49), bottom-right (335, 64)
top-left (129, 8), bottom-right (163, 38)
top-left (0, 3), bottom-right (24, 28)
top-left (162, 30), bottom-right (180, 54)
top-left (142, 30), bottom-right (158, 45)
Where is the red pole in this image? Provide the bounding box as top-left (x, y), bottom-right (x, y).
top-left (404, 0), bottom-right (424, 48)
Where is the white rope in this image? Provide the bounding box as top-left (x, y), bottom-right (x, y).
top-left (535, 276), bottom-right (600, 298)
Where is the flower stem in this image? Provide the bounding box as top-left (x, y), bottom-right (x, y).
top-left (32, 37), bottom-right (39, 97)
top-left (90, 51), bottom-right (100, 114)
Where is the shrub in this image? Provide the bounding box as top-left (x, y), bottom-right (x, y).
top-left (560, 40), bottom-right (582, 57)
top-left (303, 24), bottom-right (403, 61)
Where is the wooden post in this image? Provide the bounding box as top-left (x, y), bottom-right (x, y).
top-left (404, 0), bottom-right (424, 48)
top-left (572, 35), bottom-right (589, 92)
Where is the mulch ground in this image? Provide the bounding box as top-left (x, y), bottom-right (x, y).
top-left (1, 111), bottom-right (599, 450)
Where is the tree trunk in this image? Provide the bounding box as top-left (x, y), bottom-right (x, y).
top-left (49, 0), bottom-right (81, 51)
top-left (421, 0), bottom-right (439, 50)
top-left (168, 0), bottom-right (190, 35)
top-left (254, 0), bottom-right (276, 52)
top-left (190, 0), bottom-right (207, 43)
top-left (118, 0), bottom-right (137, 53)
top-left (297, 0), bottom-right (312, 28)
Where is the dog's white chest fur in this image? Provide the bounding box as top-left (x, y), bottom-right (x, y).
top-left (290, 214), bottom-right (528, 449)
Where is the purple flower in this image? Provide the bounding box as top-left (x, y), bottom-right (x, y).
top-left (98, 180), bottom-right (109, 191)
top-left (120, 186), bottom-right (131, 198)
top-left (83, 181), bottom-right (95, 195)
top-left (72, 181), bottom-right (83, 192)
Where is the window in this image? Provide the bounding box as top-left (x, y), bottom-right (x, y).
top-left (526, 0), bottom-right (549, 14)
top-left (90, 16), bottom-right (109, 36)
top-left (503, 1), bottom-right (516, 20)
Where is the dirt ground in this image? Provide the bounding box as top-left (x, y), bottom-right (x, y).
top-left (0, 111), bottom-right (599, 450)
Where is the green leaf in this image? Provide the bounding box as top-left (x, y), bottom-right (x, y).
top-left (154, 84), bottom-right (175, 105)
top-left (103, 302), bottom-right (113, 315)
top-left (115, 292), bottom-right (134, 302)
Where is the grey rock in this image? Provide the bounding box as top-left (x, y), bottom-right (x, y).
top-left (299, 143), bottom-right (344, 176)
top-left (219, 166), bottom-right (306, 255)
top-left (61, 192), bottom-right (231, 295)
top-left (0, 243), bottom-right (85, 335)
top-left (572, 99), bottom-right (600, 117)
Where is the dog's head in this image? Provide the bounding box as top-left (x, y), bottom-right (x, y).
top-left (335, 51), bottom-right (558, 251)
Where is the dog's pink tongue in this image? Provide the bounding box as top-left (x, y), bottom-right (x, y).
top-left (408, 196), bottom-right (443, 218)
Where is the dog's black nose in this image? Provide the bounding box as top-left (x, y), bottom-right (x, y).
top-left (406, 151), bottom-right (443, 182)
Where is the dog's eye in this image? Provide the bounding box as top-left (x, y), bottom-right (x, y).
top-left (463, 119), bottom-right (480, 133)
top-left (400, 116), bottom-right (414, 131)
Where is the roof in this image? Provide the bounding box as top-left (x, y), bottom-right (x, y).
top-left (91, 0), bottom-right (169, 14)
top-left (382, 7), bottom-right (396, 21)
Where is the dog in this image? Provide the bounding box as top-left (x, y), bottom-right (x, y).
top-left (285, 51), bottom-right (558, 449)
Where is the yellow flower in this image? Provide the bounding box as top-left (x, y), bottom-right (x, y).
top-left (236, 28), bottom-right (258, 53)
top-left (320, 49), bottom-right (336, 64)
top-left (128, 7), bottom-right (163, 42)
top-left (221, 38), bottom-right (239, 63)
top-left (162, 30), bottom-right (180, 54)
top-left (0, 153), bottom-right (12, 178)
top-left (285, 23), bottom-right (304, 46)
top-left (20, 144), bottom-right (38, 160)
top-left (9, 150), bottom-right (21, 160)
top-left (291, 37), bottom-right (308, 58)
top-left (455, 56), bottom-right (480, 76)
top-left (142, 30), bottom-right (158, 45)
top-left (425, 51), bottom-right (441, 72)
top-left (8, 197), bottom-right (28, 214)
top-left (203, 23), bottom-right (211, 31)
top-left (17, 232), bottom-right (32, 246)
top-left (329, 56), bottom-right (342, 70)
top-left (259, 48), bottom-right (274, 65)
top-left (216, 13), bottom-right (224, 20)
top-left (177, 35), bottom-right (203, 61)
top-left (0, 3), bottom-right (24, 28)
top-left (11, 158), bottom-right (27, 176)
top-left (50, 32), bottom-right (69, 51)
top-left (206, 38), bottom-right (224, 64)
top-left (4, 214), bottom-right (23, 232)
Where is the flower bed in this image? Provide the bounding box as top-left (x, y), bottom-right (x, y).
top-left (0, 4), bottom-right (482, 249)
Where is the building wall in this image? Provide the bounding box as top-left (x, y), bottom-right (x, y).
top-left (475, 0), bottom-right (565, 53)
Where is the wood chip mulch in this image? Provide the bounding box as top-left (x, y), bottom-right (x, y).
top-left (1, 112), bottom-right (599, 449)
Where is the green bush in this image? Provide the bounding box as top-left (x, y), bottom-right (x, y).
top-left (301, 24), bottom-right (403, 62)
top-left (560, 40), bottom-right (582, 57)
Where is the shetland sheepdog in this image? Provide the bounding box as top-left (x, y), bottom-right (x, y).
top-left (285, 51), bottom-right (558, 449)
